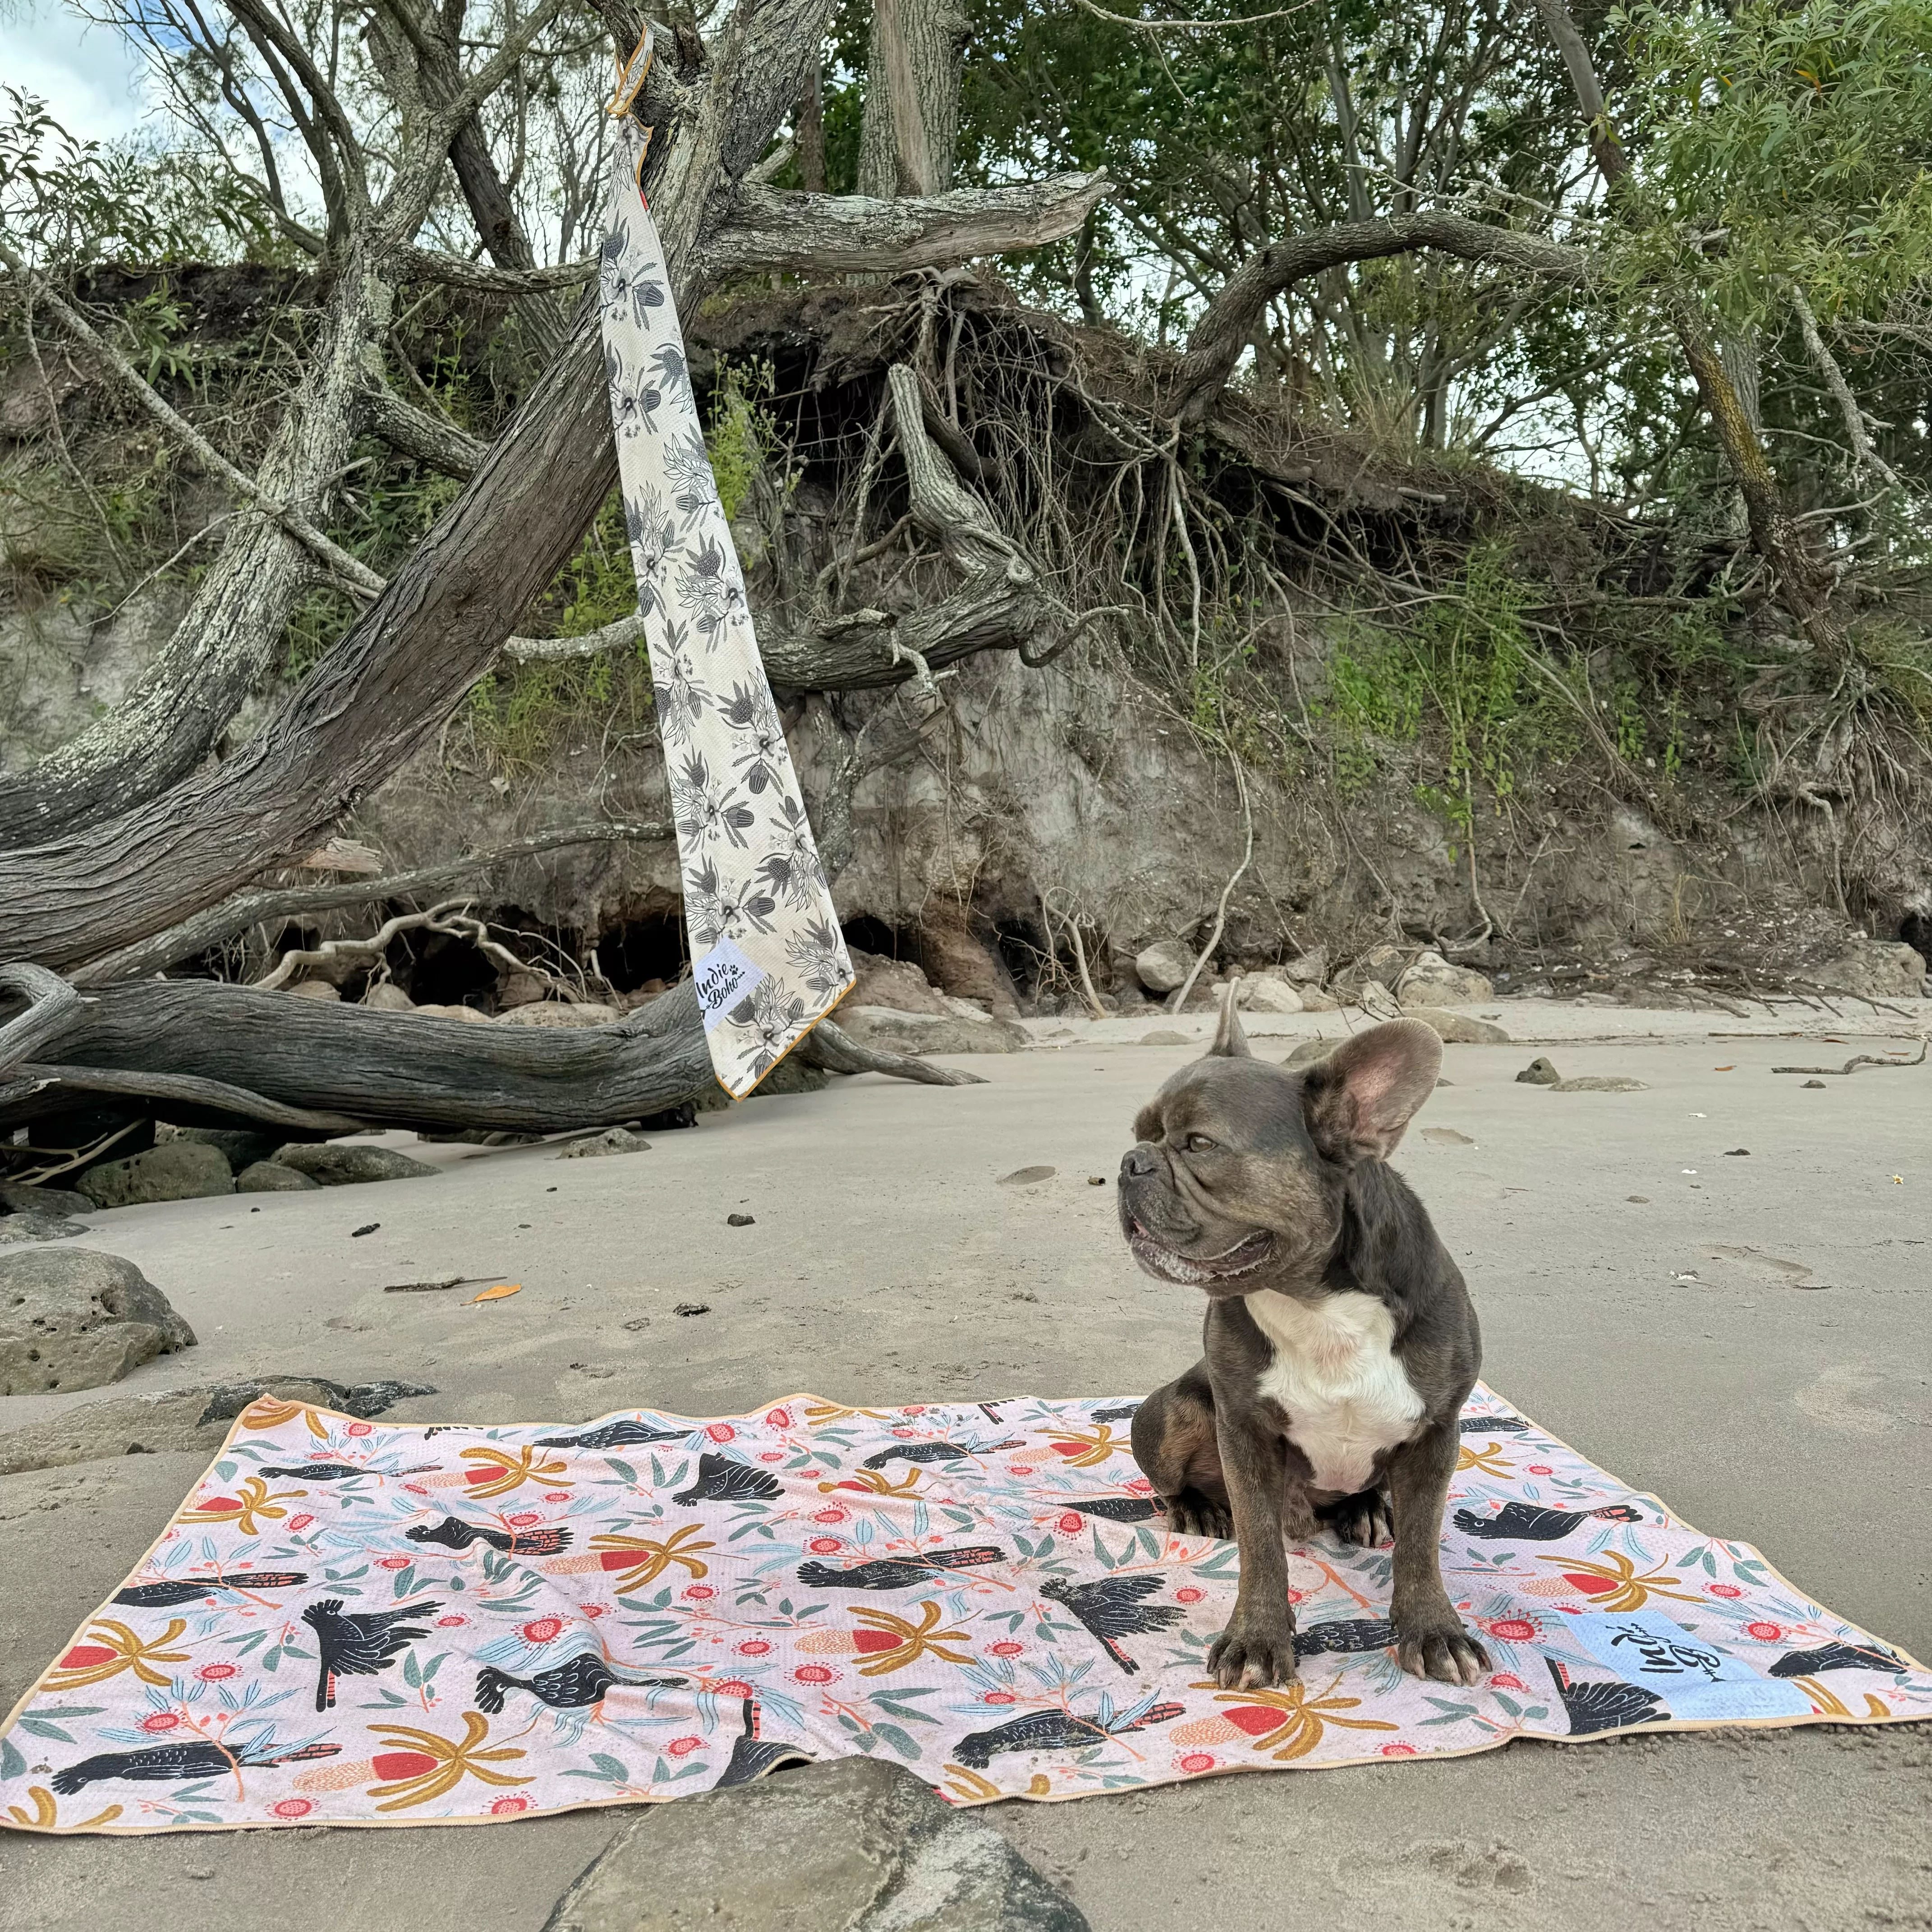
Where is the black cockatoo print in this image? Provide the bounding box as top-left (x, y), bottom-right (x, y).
top-left (796, 1546), bottom-right (1003, 1591)
top-left (406, 1516), bottom-right (573, 1556)
top-left (1458, 1415), bottom-right (1532, 1434)
top-left (53, 1740), bottom-right (339, 1795)
top-left (953, 1701), bottom-right (1186, 1769)
top-left (1091, 1404), bottom-right (1142, 1424)
top-left (1768, 1641), bottom-right (1905, 1678)
top-left (714, 1699), bottom-right (814, 1787)
top-left (1040, 1575), bottom-right (1184, 1674)
top-left (258, 1463), bottom-right (364, 1481)
top-left (1293, 1619), bottom-right (1395, 1658)
top-left (113, 1571), bottom-right (307, 1608)
top-left (1546, 1658), bottom-right (1666, 1736)
top-left (860, 1440), bottom-right (1021, 1470)
top-left (1058, 1497), bottom-right (1162, 1523)
top-left (673, 1454), bottom-right (780, 1504)
top-left (1453, 1501), bottom-right (1644, 1542)
top-left (474, 1653), bottom-right (685, 1714)
top-left (533, 1421), bottom-right (689, 1451)
top-left (302, 1597), bottom-right (442, 1711)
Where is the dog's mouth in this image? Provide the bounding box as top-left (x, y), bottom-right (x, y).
top-left (1125, 1219), bottom-right (1275, 1288)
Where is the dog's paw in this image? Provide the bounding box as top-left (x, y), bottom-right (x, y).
top-left (1317, 1488), bottom-right (1393, 1549)
top-left (1165, 1492), bottom-right (1234, 1541)
top-left (1206, 1615), bottom-right (1299, 1690)
top-left (1393, 1615), bottom-right (1490, 1686)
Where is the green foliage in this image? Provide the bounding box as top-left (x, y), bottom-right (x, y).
top-left (704, 357), bottom-right (782, 524)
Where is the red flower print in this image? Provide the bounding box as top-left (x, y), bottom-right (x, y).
top-left (1485, 1618), bottom-right (1536, 1642)
top-left (759, 1452), bottom-right (785, 1464)
top-left (983, 1691), bottom-right (1017, 1705)
top-left (376, 1555), bottom-right (411, 1571)
top-left (807, 1537), bottom-right (842, 1555)
top-left (287, 1513), bottom-right (315, 1532)
top-left (544, 1490), bottom-right (570, 1501)
top-left (1174, 1587), bottom-right (1204, 1605)
top-left (892, 1428), bottom-right (917, 1439)
top-left (489, 1795), bottom-right (532, 1815)
top-left (270, 1798), bottom-right (315, 1819)
top-left (140, 1712), bottom-right (181, 1734)
top-left (1380, 1743), bottom-right (1418, 1758)
top-left (437, 1615), bottom-right (468, 1629)
top-left (706, 1424), bottom-right (736, 1444)
top-left (1746, 1621), bottom-right (1782, 1642)
top-left (684, 1585), bottom-right (716, 1601)
top-left (345, 1423), bottom-right (373, 1438)
top-left (196, 1663), bottom-right (239, 1682)
top-left (521, 1617), bottom-right (565, 1644)
top-left (372, 1750), bottom-right (439, 1781)
top-left (1707, 1583), bottom-right (1743, 1599)
top-left (713, 1679), bottom-right (753, 1697)
top-left (1058, 1513), bottom-right (1084, 1535)
top-left (765, 1407), bottom-right (793, 1429)
top-left (1489, 1674), bottom-right (1527, 1693)
top-left (1177, 1752), bottom-right (1217, 1773)
top-left (1526, 1464), bottom-right (1553, 1476)
top-left (794, 1664), bottom-right (835, 1684)
top-left (1010, 1466), bottom-right (1035, 1476)
top-left (1125, 1477), bottom-right (1153, 1496)
top-left (403, 1485), bottom-right (429, 1497)
top-left (506, 1511), bottom-right (541, 1527)
top-left (666, 1736), bottom-right (704, 1757)
top-left (989, 1642), bottom-right (1024, 1657)
top-left (738, 1640), bottom-right (772, 1656)
top-left (813, 1507), bottom-right (848, 1524)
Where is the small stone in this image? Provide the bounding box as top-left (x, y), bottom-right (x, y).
top-left (726, 1212), bottom-right (756, 1226)
top-left (235, 1161), bottom-right (322, 1193)
top-left (273, 1142), bottom-right (437, 1185)
top-left (1554, 1076), bottom-right (1649, 1093)
top-left (556, 1128), bottom-right (654, 1160)
top-left (350, 1223), bottom-right (379, 1237)
top-left (1134, 938), bottom-right (1196, 994)
top-left (0, 1181), bottom-right (93, 1218)
top-left (1628, 1195), bottom-right (1650, 1203)
top-left (673, 1302), bottom-right (710, 1317)
top-left (1724, 1148), bottom-right (1750, 1157)
top-left (1516, 1057), bottom-right (1562, 1086)
top-left (1803, 1079), bottom-right (1826, 1089)
top-left (998, 1166), bottom-right (1055, 1186)
top-left (0, 1249), bottom-right (195, 1395)
top-left (1087, 1175), bottom-right (1105, 1186)
top-left (78, 1140), bottom-right (235, 1208)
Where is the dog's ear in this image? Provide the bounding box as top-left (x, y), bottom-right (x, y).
top-left (1301, 1018), bottom-right (1440, 1162)
top-left (1208, 980), bottom-right (1252, 1058)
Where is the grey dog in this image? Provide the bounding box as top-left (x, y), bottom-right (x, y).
top-left (1122, 992), bottom-right (1490, 1691)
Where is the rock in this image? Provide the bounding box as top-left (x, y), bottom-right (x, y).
top-left (497, 1001), bottom-right (622, 1027)
top-left (411, 1002), bottom-right (495, 1022)
top-left (271, 1142), bottom-right (437, 1185)
top-left (0, 1214), bottom-right (86, 1246)
top-left (289, 979), bottom-right (340, 1000)
top-left (1334, 943), bottom-right (1408, 997)
top-left (847, 948), bottom-right (954, 1017)
top-left (754, 1057), bottom-right (831, 1095)
top-left (175, 1127), bottom-right (284, 1173)
top-left (1404, 1007), bottom-right (1510, 1044)
top-left (1516, 1057), bottom-right (1562, 1086)
top-left (0, 1373), bottom-right (434, 1476)
top-left (0, 1249), bottom-right (195, 1395)
top-left (362, 982), bottom-right (415, 1011)
top-left (1807, 938), bottom-right (1927, 1000)
top-left (1554, 1076), bottom-right (1649, 1093)
top-left (77, 1140), bottom-right (235, 1208)
top-left (1803, 1078), bottom-right (1826, 1089)
top-left (1236, 974), bottom-right (1302, 1014)
top-left (1396, 949), bottom-right (1494, 1007)
top-left (1285, 1037), bottom-right (1337, 1069)
top-left (673, 1302), bottom-right (710, 1317)
top-left (0, 1181), bottom-right (93, 1218)
top-left (1138, 1029), bottom-right (1192, 1046)
top-left (235, 1161), bottom-right (322, 1192)
top-left (915, 907), bottom-right (1023, 1021)
top-left (999, 1166), bottom-right (1055, 1185)
top-left (540, 1757), bottom-right (1090, 1932)
top-left (557, 1128), bottom-right (654, 1160)
top-left (1283, 946), bottom-right (1329, 983)
top-left (1134, 939), bottom-right (1196, 994)
top-left (497, 970), bottom-right (547, 1009)
top-left (726, 1212), bottom-right (755, 1226)
top-left (1296, 985), bottom-right (1340, 1011)
top-left (834, 1006), bottom-right (1025, 1056)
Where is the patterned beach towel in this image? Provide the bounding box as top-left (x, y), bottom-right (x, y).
top-left (3, 1385), bottom-right (1927, 1833)
top-left (598, 35), bottom-right (852, 1095)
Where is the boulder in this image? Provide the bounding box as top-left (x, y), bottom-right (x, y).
top-left (915, 907), bottom-right (1022, 1020)
top-left (1516, 1057), bottom-right (1561, 1086)
top-left (271, 1142), bottom-right (437, 1185)
top-left (1283, 946), bottom-right (1329, 984)
top-left (834, 1006), bottom-right (1025, 1056)
top-left (174, 1127), bottom-right (284, 1172)
top-left (362, 982), bottom-right (415, 1011)
top-left (77, 1140), bottom-right (235, 1209)
top-left (1395, 949), bottom-right (1494, 1007)
top-left (846, 947), bottom-right (954, 1017)
top-left (1134, 939), bottom-right (1196, 994)
top-left (1236, 974), bottom-right (1303, 1014)
top-left (1285, 1036), bottom-right (1338, 1069)
top-left (1296, 984), bottom-right (1341, 1012)
top-left (556, 1128), bottom-right (654, 1160)
top-left (411, 1002), bottom-right (495, 1022)
top-left (1404, 1007), bottom-right (1510, 1044)
top-left (289, 979), bottom-right (340, 1000)
top-left (1334, 942), bottom-right (1408, 997)
top-left (0, 1181), bottom-right (93, 1218)
top-left (235, 1161), bottom-right (323, 1192)
top-left (541, 1757), bottom-right (1089, 1932)
top-left (497, 1001), bottom-right (622, 1027)
top-left (496, 970), bottom-right (547, 1009)
top-left (0, 1213), bottom-right (87, 1247)
top-left (1139, 1029), bottom-right (1193, 1046)
top-left (0, 1373), bottom-right (434, 1475)
top-left (0, 1249), bottom-right (195, 1395)
top-left (1807, 939), bottom-right (1927, 1000)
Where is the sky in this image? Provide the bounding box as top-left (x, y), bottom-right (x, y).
top-left (1, 0), bottom-right (152, 146)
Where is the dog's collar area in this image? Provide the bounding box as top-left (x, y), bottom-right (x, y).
top-left (1127, 1220), bottom-right (1275, 1286)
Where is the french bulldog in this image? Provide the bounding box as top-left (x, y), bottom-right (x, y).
top-left (1122, 992), bottom-right (1490, 1690)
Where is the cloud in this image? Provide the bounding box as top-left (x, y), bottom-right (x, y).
top-left (1, 1), bottom-right (152, 147)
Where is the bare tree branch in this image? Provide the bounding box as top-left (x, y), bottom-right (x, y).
top-left (1787, 281), bottom-right (1902, 492)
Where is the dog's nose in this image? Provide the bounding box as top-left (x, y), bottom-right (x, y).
top-left (1120, 1143), bottom-right (1162, 1180)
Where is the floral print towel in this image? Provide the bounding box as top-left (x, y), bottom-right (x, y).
top-left (598, 93), bottom-right (851, 1094)
top-left (3, 1385), bottom-right (1926, 1834)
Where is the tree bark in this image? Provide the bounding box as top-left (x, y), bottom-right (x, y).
top-left (858, 0), bottom-right (970, 198)
top-left (797, 55), bottom-right (827, 192)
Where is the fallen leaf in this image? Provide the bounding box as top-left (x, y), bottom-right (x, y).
top-left (1713, 1065), bottom-right (1735, 1071)
top-left (468, 1282), bottom-right (522, 1304)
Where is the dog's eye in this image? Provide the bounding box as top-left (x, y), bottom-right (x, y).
top-left (1182, 1133), bottom-right (1218, 1153)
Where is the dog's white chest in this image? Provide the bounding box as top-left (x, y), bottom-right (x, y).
top-left (1247, 1289), bottom-right (1425, 1494)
